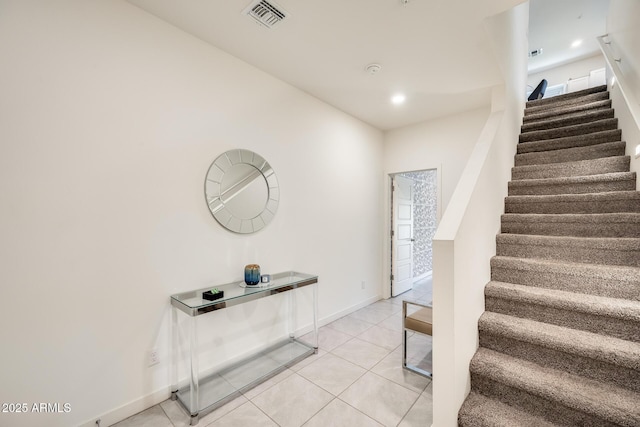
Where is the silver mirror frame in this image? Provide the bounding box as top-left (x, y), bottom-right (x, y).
top-left (205, 149), bottom-right (279, 234)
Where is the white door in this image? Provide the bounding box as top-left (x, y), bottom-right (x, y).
top-left (391, 175), bottom-right (414, 297)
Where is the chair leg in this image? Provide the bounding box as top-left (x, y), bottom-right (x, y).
top-left (402, 330), bottom-right (433, 378)
top-left (403, 328), bottom-right (408, 368)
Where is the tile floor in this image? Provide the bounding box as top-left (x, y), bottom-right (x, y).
top-left (113, 278), bottom-right (433, 427)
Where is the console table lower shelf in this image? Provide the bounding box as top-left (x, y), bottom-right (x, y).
top-left (170, 271), bottom-right (319, 425)
top-left (173, 338), bottom-right (315, 416)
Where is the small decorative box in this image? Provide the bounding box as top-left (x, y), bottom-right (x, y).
top-left (202, 289), bottom-right (224, 301)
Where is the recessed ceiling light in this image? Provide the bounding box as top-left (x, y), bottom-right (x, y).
top-left (391, 93), bottom-right (406, 105)
top-left (571, 39), bottom-right (583, 48)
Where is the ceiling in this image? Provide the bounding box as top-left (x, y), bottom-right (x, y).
top-left (127, 0), bottom-right (609, 131)
top-left (528, 0), bottom-right (609, 74)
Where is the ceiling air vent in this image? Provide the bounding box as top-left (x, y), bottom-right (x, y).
top-left (244, 0), bottom-right (288, 29)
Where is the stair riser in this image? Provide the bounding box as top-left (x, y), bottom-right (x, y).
top-left (523, 100), bottom-right (612, 123)
top-left (515, 142), bottom-right (625, 166)
top-left (496, 242), bottom-right (640, 267)
top-left (485, 296), bottom-right (640, 343)
top-left (459, 392), bottom-right (559, 427)
top-left (479, 334), bottom-right (640, 392)
top-left (519, 119), bottom-right (618, 144)
top-left (511, 158), bottom-right (630, 180)
top-left (521, 110), bottom-right (615, 133)
top-left (508, 179), bottom-right (635, 196)
top-left (505, 198), bottom-right (640, 214)
top-left (517, 130), bottom-right (622, 155)
top-left (491, 264), bottom-right (640, 301)
top-left (470, 375), bottom-right (621, 427)
top-left (501, 221), bottom-right (640, 237)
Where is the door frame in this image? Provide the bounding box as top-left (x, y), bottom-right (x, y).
top-left (384, 167), bottom-right (442, 300)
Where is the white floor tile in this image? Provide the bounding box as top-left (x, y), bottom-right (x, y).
top-left (377, 313), bottom-right (403, 332)
top-left (303, 399), bottom-right (383, 427)
top-left (111, 406), bottom-right (173, 427)
top-left (301, 326), bottom-right (352, 352)
top-left (251, 374), bottom-right (333, 427)
top-left (339, 372), bottom-right (420, 427)
top-left (357, 325), bottom-right (402, 350)
top-left (348, 307), bottom-right (392, 324)
top-left (371, 349), bottom-right (430, 394)
top-left (242, 368), bottom-right (294, 400)
top-left (297, 353), bottom-right (366, 396)
top-left (207, 401), bottom-right (277, 426)
top-left (325, 316), bottom-right (374, 336)
top-left (160, 395), bottom-right (247, 427)
top-left (398, 387), bottom-right (433, 427)
top-left (331, 338), bottom-right (391, 370)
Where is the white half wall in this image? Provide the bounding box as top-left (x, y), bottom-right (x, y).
top-left (431, 1), bottom-right (529, 425)
top-left (0, 1), bottom-right (384, 426)
top-left (604, 0), bottom-right (640, 178)
top-left (606, 0), bottom-right (640, 104)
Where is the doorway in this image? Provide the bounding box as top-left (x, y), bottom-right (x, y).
top-left (390, 169), bottom-right (438, 297)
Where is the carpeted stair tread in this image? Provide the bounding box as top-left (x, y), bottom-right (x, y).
top-left (515, 141), bottom-right (625, 166)
top-left (523, 99), bottom-right (612, 123)
top-left (519, 118), bottom-right (618, 143)
top-left (525, 85), bottom-right (608, 109)
top-left (462, 85), bottom-right (640, 425)
top-left (507, 171), bottom-right (636, 196)
top-left (517, 129), bottom-right (622, 154)
top-left (521, 108), bottom-right (614, 133)
top-left (458, 392), bottom-right (559, 427)
top-left (500, 212), bottom-right (640, 237)
top-left (524, 91), bottom-right (609, 116)
top-left (496, 233), bottom-right (640, 267)
top-left (490, 256), bottom-right (640, 301)
top-left (470, 348), bottom-right (640, 426)
top-left (511, 156), bottom-right (630, 180)
top-left (485, 281), bottom-right (640, 342)
top-left (505, 190), bottom-right (640, 214)
top-left (478, 311), bottom-right (640, 370)
top-left (486, 280), bottom-right (640, 325)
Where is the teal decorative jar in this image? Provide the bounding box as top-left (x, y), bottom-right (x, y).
top-left (244, 264), bottom-right (261, 286)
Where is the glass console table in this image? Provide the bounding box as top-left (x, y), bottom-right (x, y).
top-left (170, 271), bottom-right (318, 425)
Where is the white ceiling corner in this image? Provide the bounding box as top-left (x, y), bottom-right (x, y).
top-left (126, 0), bottom-right (606, 130)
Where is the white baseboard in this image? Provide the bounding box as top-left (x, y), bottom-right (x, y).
top-left (295, 294), bottom-right (382, 336)
top-left (77, 386), bottom-right (171, 427)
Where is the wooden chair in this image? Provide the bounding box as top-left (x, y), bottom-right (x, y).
top-left (402, 300), bottom-right (433, 378)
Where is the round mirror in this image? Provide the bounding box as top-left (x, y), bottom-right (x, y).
top-left (205, 149), bottom-right (279, 234)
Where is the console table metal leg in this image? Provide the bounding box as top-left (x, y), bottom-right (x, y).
top-left (288, 289), bottom-right (296, 340)
top-left (189, 316), bottom-right (199, 424)
top-left (171, 306), bottom-right (178, 400)
top-left (312, 282), bottom-right (319, 353)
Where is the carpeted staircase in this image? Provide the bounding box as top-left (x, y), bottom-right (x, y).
top-left (458, 85), bottom-right (640, 427)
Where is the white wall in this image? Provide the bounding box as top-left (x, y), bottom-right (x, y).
top-left (431, 1), bottom-right (529, 425)
top-left (604, 0), bottom-right (640, 178)
top-left (384, 108), bottom-right (491, 211)
top-left (381, 108), bottom-right (491, 298)
top-left (607, 0), bottom-right (640, 103)
top-left (0, 1), bottom-right (384, 426)
top-left (527, 54), bottom-right (605, 89)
